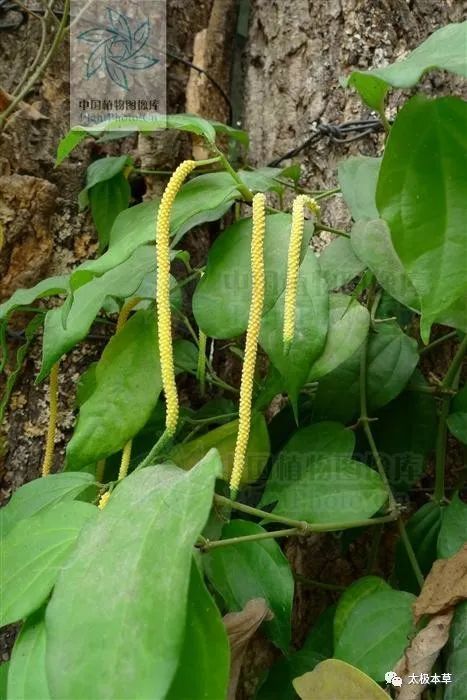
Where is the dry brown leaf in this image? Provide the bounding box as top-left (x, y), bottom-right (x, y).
top-left (0, 87), bottom-right (12, 111)
top-left (223, 598), bottom-right (273, 700)
top-left (393, 610), bottom-right (454, 700)
top-left (414, 543), bottom-right (467, 622)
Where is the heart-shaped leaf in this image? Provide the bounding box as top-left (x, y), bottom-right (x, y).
top-left (334, 576), bottom-right (390, 646)
top-left (318, 237), bottom-right (365, 291)
top-left (334, 590), bottom-right (416, 681)
top-left (307, 294), bottom-right (370, 381)
top-left (262, 422), bottom-right (356, 509)
top-left (343, 22), bottom-right (467, 108)
top-left (337, 156), bottom-right (381, 221)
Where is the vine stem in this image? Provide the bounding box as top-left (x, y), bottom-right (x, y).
top-left (434, 334), bottom-right (467, 503)
top-left (213, 495), bottom-right (398, 533)
top-left (359, 295), bottom-right (424, 589)
top-left (314, 223), bottom-right (350, 239)
top-left (212, 146), bottom-right (253, 202)
top-left (199, 528), bottom-right (299, 551)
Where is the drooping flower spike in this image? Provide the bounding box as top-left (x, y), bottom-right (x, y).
top-left (156, 160), bottom-right (198, 437)
top-left (283, 195), bottom-right (320, 351)
top-left (41, 362), bottom-right (59, 477)
top-left (229, 193), bottom-right (267, 497)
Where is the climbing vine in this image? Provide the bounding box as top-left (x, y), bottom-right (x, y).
top-left (1, 21), bottom-right (467, 700)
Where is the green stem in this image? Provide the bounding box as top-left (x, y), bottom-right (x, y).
top-left (314, 187), bottom-right (341, 201)
top-left (197, 330), bottom-right (207, 397)
top-left (136, 429), bottom-right (173, 471)
top-left (442, 335), bottom-right (467, 388)
top-left (397, 519), bottom-right (424, 589)
top-left (199, 527), bottom-right (299, 551)
top-left (213, 146), bottom-right (253, 201)
top-left (294, 574), bottom-right (346, 592)
top-left (407, 384), bottom-right (456, 397)
top-left (419, 331), bottom-right (458, 355)
top-left (213, 495), bottom-right (398, 533)
top-left (314, 223), bottom-right (350, 239)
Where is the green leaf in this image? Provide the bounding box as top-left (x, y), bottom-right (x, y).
top-left (45, 452), bottom-right (221, 700)
top-left (0, 276), bottom-right (69, 322)
top-left (0, 501), bottom-right (96, 627)
top-left (345, 73), bottom-right (388, 112)
top-left (376, 96), bottom-right (467, 342)
top-left (260, 423), bottom-right (386, 525)
top-left (344, 22), bottom-right (467, 107)
top-left (371, 387), bottom-right (437, 492)
top-left (79, 155), bottom-right (131, 208)
top-left (57, 114), bottom-right (221, 164)
top-left (351, 219), bottom-right (467, 333)
top-left (70, 171), bottom-right (243, 286)
top-left (193, 213), bottom-right (315, 338)
top-left (445, 601), bottom-right (467, 700)
top-left (334, 577), bottom-right (390, 646)
top-left (38, 246), bottom-right (177, 380)
top-left (170, 413), bottom-right (270, 486)
top-left (209, 120), bottom-right (249, 146)
top-left (447, 387), bottom-right (467, 445)
top-left (318, 237), bottom-right (365, 291)
top-left (337, 156), bottom-right (381, 221)
top-left (0, 472), bottom-right (96, 537)
top-left (89, 173), bottom-right (131, 251)
top-left (395, 503), bottom-right (443, 594)
top-left (204, 519), bottom-right (294, 652)
top-left (334, 590), bottom-right (416, 682)
top-left (7, 609), bottom-right (50, 700)
top-left (364, 324), bottom-right (419, 408)
top-left (260, 251), bottom-right (329, 404)
top-left (166, 560), bottom-right (230, 700)
top-left (308, 294), bottom-right (370, 381)
top-left (66, 309), bottom-right (163, 469)
top-left (438, 493), bottom-right (467, 558)
top-left (313, 323), bottom-right (418, 425)
top-left (293, 659), bottom-right (390, 700)
top-left (262, 422), bottom-right (356, 509)
top-left (263, 456), bottom-right (387, 525)
top-left (239, 166), bottom-right (293, 194)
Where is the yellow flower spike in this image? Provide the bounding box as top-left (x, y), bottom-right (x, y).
top-left (41, 362), bottom-right (60, 477)
top-left (98, 491), bottom-right (111, 510)
top-left (229, 193), bottom-right (267, 497)
top-left (156, 160), bottom-right (198, 437)
top-left (283, 195), bottom-right (320, 351)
